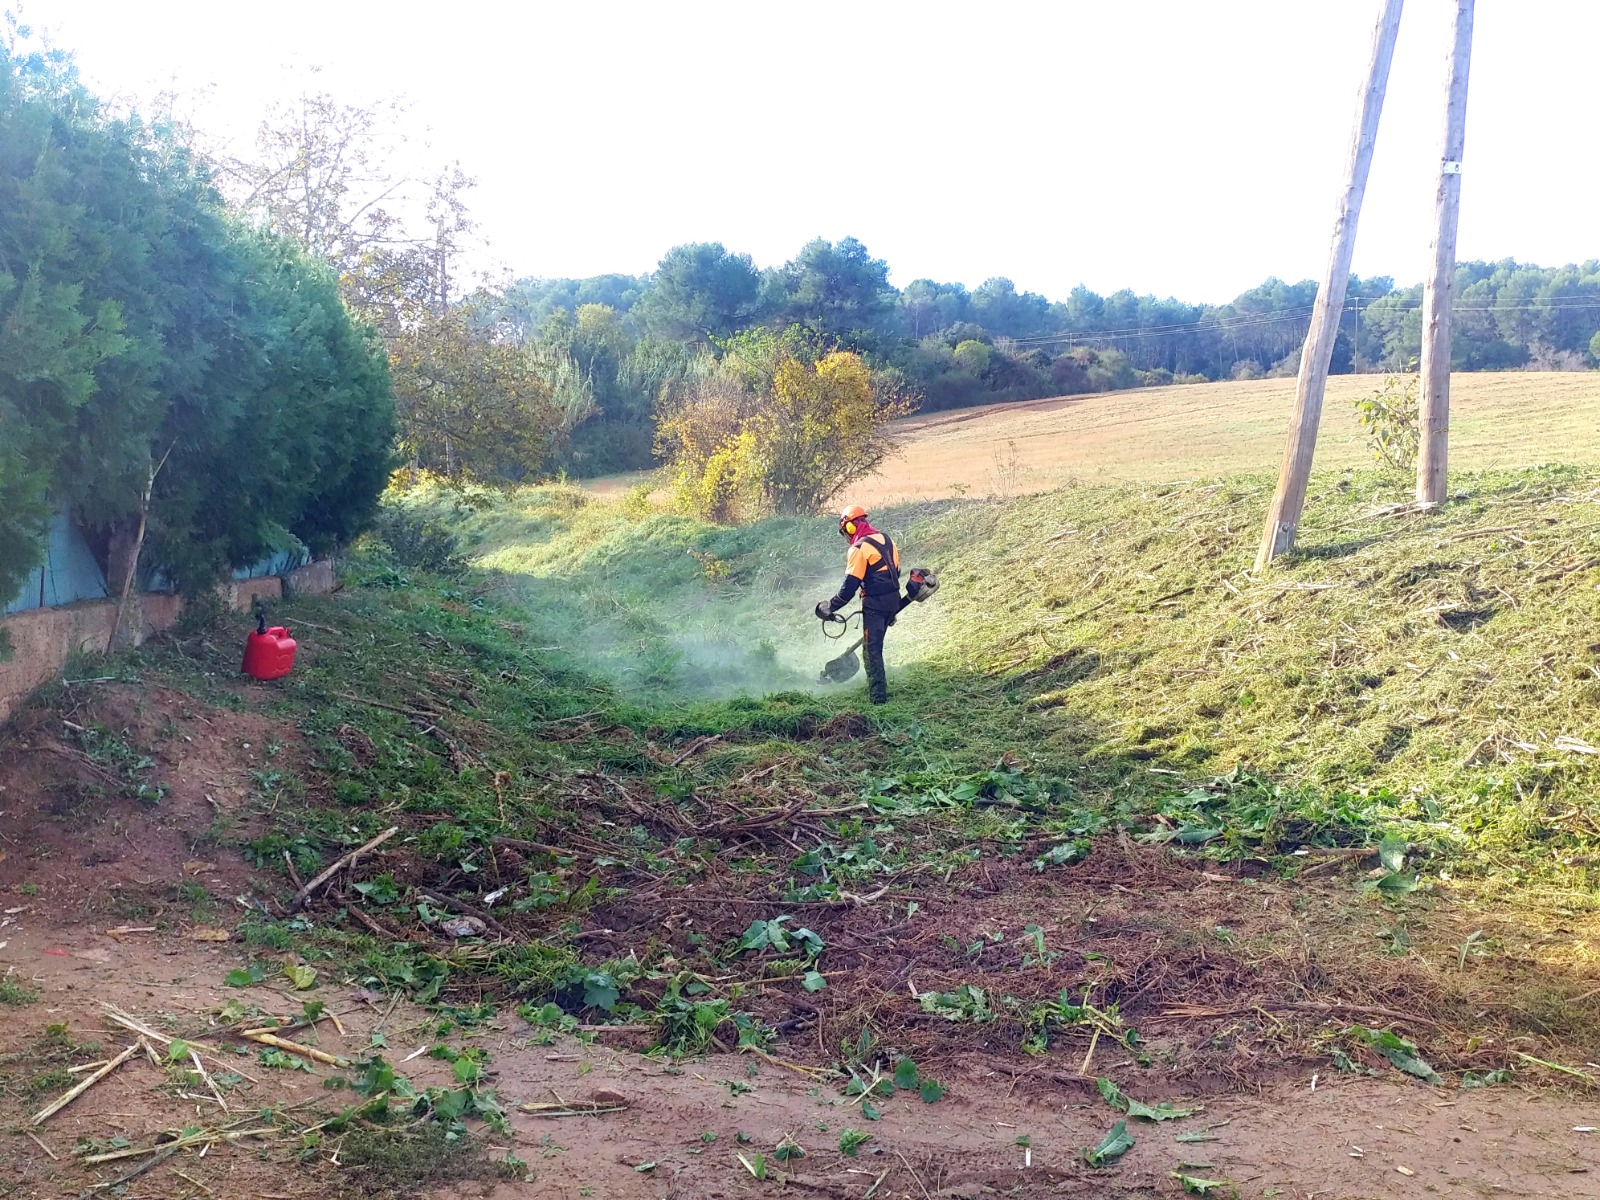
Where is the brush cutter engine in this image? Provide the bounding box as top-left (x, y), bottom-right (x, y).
top-left (905, 568), bottom-right (939, 603)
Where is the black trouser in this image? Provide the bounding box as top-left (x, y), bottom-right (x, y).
top-left (862, 606), bottom-right (896, 705)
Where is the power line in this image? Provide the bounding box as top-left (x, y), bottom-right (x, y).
top-left (994, 298), bottom-right (1600, 351)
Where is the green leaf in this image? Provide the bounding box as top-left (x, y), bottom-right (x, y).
top-left (1097, 1077), bottom-right (1203, 1121)
top-left (284, 963), bottom-right (317, 990)
top-left (1034, 839), bottom-right (1090, 870)
top-left (431, 1087), bottom-right (470, 1121)
top-left (893, 1057), bottom-right (920, 1091)
top-left (1084, 1120), bottom-right (1134, 1166)
top-left (167, 1038), bottom-right (191, 1064)
top-left (838, 1129), bottom-right (870, 1156)
top-left (773, 1138), bottom-right (803, 1162)
top-left (1461, 1069), bottom-right (1512, 1088)
top-left (451, 1057), bottom-right (482, 1084)
top-left (802, 971), bottom-right (827, 993)
top-left (580, 972), bottom-right (619, 1012)
top-left (1348, 1026), bottom-right (1443, 1085)
top-left (1375, 871), bottom-right (1420, 894)
top-left (1172, 1172), bottom-right (1232, 1195)
top-left (224, 967), bottom-right (260, 988)
top-left (919, 1079), bottom-right (946, 1103)
top-left (1379, 834), bottom-right (1407, 874)
top-left (861, 1099), bottom-right (882, 1121)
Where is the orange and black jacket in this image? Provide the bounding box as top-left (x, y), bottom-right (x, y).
top-left (832, 530), bottom-right (902, 614)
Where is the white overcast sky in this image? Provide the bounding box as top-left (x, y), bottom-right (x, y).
top-left (20, 0), bottom-right (1599, 304)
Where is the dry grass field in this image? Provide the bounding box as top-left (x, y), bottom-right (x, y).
top-left (852, 370), bottom-right (1600, 506)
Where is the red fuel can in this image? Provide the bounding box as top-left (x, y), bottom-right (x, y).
top-left (243, 623), bottom-right (297, 681)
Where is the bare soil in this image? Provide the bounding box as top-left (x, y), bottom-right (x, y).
top-left (3, 682), bottom-right (1600, 1199)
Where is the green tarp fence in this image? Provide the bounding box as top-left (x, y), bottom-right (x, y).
top-left (3, 515), bottom-right (307, 615)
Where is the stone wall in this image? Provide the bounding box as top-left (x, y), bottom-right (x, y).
top-left (0, 562), bottom-right (333, 723)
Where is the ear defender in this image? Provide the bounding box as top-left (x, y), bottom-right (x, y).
top-left (843, 520), bottom-right (857, 535)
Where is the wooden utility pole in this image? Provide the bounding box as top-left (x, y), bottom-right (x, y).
top-left (1416, 0), bottom-right (1475, 505)
top-left (1255, 0), bottom-right (1405, 572)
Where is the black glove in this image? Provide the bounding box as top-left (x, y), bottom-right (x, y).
top-left (815, 598), bottom-right (842, 621)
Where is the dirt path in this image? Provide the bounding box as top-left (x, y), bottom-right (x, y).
top-left (5, 674), bottom-right (1600, 1197)
top-left (464, 1049), bottom-right (1600, 1199)
top-left (3, 910), bottom-right (1598, 1199)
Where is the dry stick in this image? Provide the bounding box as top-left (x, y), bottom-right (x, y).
top-left (79, 1140), bottom-right (183, 1198)
top-left (102, 1007), bottom-right (260, 1083)
top-left (669, 734), bottom-right (721, 767)
top-left (80, 1126), bottom-right (278, 1165)
top-left (67, 1059), bottom-right (111, 1075)
top-left (1078, 1027), bottom-right (1101, 1077)
top-left (289, 826), bottom-right (400, 911)
top-left (241, 1031), bottom-right (351, 1068)
top-left (32, 1042), bottom-right (140, 1124)
top-left (374, 989), bottom-right (404, 1035)
top-left (172, 1169), bottom-right (214, 1195)
top-left (493, 835), bottom-right (581, 858)
top-left (348, 906), bottom-right (398, 939)
top-left (105, 440), bottom-right (174, 653)
top-left (25, 1130), bottom-right (58, 1160)
top-left (281, 850), bottom-right (304, 892)
top-left (519, 1101), bottom-right (629, 1117)
top-left (331, 691), bottom-right (440, 719)
top-left (190, 1047), bottom-right (229, 1113)
top-left (103, 1007), bottom-right (221, 1055)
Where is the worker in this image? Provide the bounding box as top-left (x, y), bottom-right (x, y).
top-left (815, 505), bottom-right (902, 705)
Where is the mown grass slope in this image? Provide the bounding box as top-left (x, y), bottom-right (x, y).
top-left (396, 464), bottom-right (1600, 885)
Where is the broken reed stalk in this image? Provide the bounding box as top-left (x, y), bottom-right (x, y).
top-left (519, 1100), bottom-right (629, 1117)
top-left (241, 1030), bottom-right (351, 1068)
top-left (289, 825), bottom-right (399, 911)
top-left (79, 1125), bottom-right (278, 1165)
top-left (32, 1042), bottom-right (139, 1124)
top-left (101, 1004), bottom-right (260, 1082)
top-left (190, 1047), bottom-right (229, 1112)
top-left (669, 734), bottom-right (721, 767)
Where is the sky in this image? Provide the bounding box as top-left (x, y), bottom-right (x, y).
top-left (19, 0), bottom-right (1599, 304)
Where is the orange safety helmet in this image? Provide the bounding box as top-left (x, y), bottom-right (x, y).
top-left (838, 504), bottom-right (868, 538)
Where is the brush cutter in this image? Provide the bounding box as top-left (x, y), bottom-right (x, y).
top-left (817, 609), bottom-right (865, 683)
top-left (814, 567), bottom-right (939, 684)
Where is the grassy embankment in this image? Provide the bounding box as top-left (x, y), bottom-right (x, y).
top-left (396, 465), bottom-right (1600, 888)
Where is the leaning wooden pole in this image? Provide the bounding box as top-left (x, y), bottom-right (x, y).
top-left (1415, 0), bottom-right (1475, 506)
top-left (1255, 0), bottom-right (1405, 572)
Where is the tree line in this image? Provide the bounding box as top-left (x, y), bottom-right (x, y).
top-left (0, 35), bottom-right (395, 611)
top-left (486, 247), bottom-right (1600, 477)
